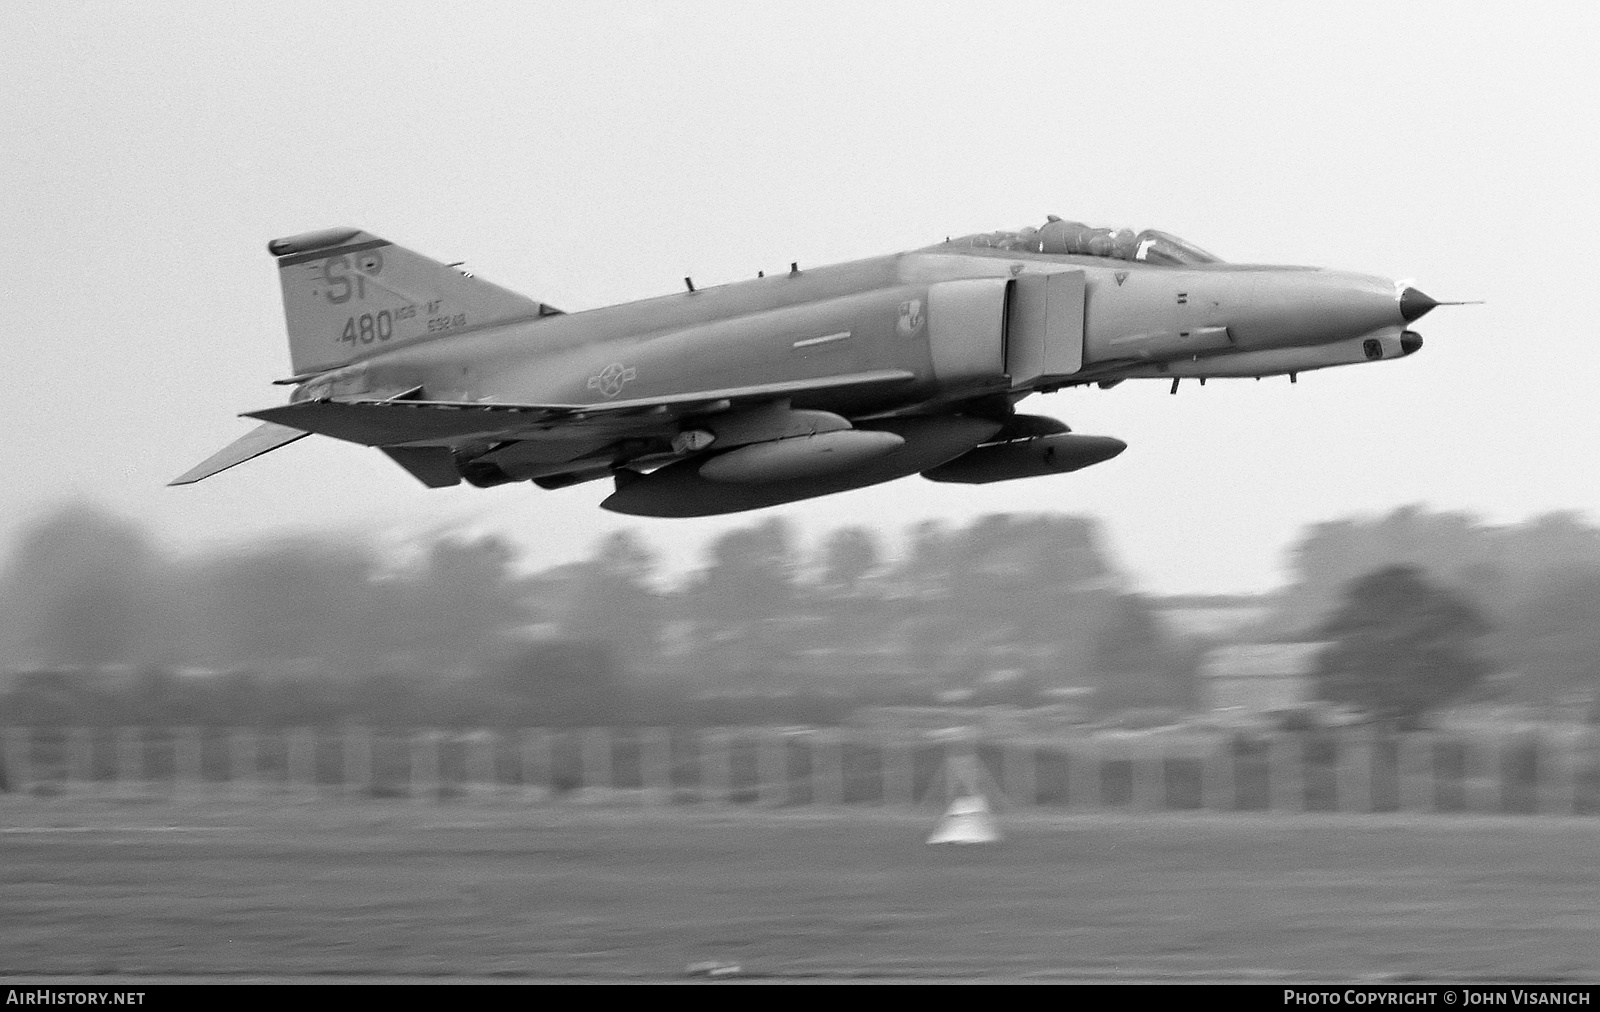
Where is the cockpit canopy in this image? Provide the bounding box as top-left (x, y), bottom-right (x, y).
top-left (946, 215), bottom-right (1223, 266)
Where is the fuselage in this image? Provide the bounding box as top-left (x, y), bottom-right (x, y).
top-left (292, 244), bottom-right (1418, 422)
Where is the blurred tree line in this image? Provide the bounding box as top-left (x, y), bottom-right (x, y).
top-left (1271, 505), bottom-right (1600, 707)
top-left (1311, 565), bottom-right (1493, 729)
top-left (0, 503), bottom-right (1197, 727)
top-left (12, 500), bottom-right (1591, 729)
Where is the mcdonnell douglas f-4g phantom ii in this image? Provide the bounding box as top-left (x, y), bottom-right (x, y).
top-left (173, 216), bottom-right (1460, 516)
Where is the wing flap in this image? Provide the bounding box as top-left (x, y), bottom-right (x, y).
top-left (381, 446), bottom-right (462, 488)
top-left (169, 422), bottom-right (310, 486)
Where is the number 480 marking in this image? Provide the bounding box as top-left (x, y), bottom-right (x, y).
top-left (340, 311), bottom-right (394, 344)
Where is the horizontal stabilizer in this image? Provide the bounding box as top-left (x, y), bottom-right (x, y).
top-left (169, 421), bottom-right (309, 486)
top-left (244, 369), bottom-right (918, 447)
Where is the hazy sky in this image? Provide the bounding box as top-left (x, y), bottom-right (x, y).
top-left (4, 2), bottom-right (1597, 593)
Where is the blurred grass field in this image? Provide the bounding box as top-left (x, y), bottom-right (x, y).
top-left (2, 799), bottom-right (1597, 981)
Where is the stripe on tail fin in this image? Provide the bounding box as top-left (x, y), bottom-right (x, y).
top-left (269, 227), bottom-right (561, 376)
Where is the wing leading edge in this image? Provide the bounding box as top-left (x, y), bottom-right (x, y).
top-left (242, 369), bottom-right (918, 447)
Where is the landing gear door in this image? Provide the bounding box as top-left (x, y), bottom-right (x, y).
top-left (1006, 269), bottom-right (1085, 388)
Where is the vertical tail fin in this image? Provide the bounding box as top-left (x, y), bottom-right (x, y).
top-left (268, 227), bottom-right (561, 376)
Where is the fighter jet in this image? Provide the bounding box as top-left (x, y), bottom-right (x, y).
top-left (172, 216), bottom-right (1457, 516)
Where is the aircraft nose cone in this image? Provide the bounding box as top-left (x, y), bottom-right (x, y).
top-left (1399, 287), bottom-right (1439, 322)
top-left (1400, 331), bottom-right (1423, 355)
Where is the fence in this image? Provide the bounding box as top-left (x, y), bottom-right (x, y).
top-left (2, 726), bottom-right (1598, 815)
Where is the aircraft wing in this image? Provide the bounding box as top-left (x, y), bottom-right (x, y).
top-left (243, 369), bottom-right (917, 447)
